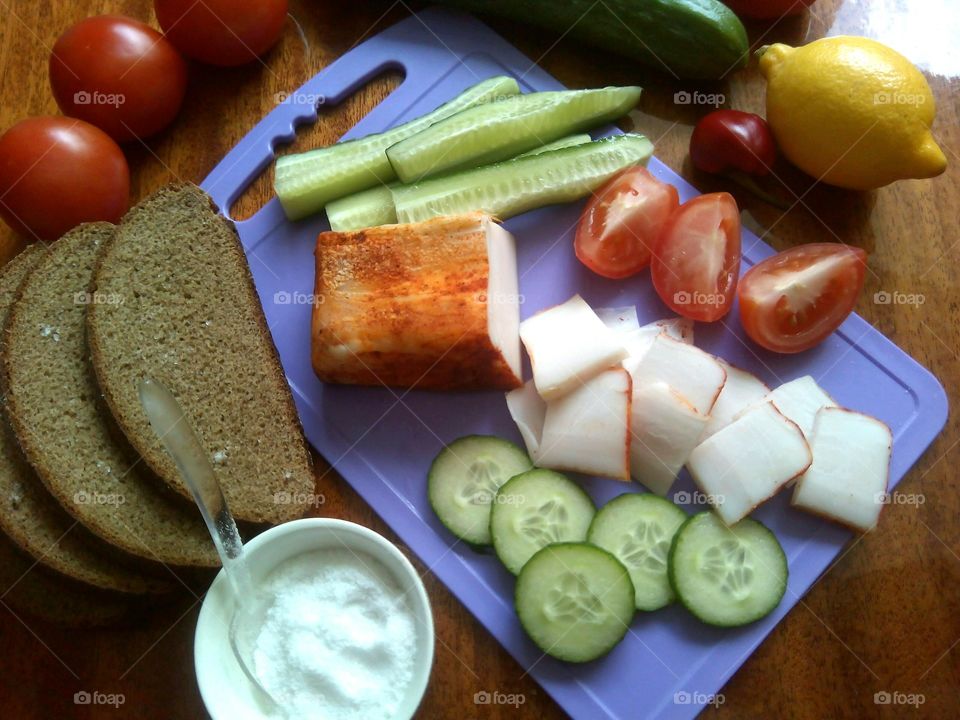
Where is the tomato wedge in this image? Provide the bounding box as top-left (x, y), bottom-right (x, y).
top-left (651, 192), bottom-right (741, 322)
top-left (574, 166), bottom-right (679, 279)
top-left (738, 243), bottom-right (867, 353)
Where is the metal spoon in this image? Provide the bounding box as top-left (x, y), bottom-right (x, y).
top-left (138, 378), bottom-right (282, 714)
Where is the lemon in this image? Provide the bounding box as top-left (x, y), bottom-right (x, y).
top-left (758, 36), bottom-right (946, 190)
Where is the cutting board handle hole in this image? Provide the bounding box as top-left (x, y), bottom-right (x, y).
top-left (229, 68), bottom-right (405, 221)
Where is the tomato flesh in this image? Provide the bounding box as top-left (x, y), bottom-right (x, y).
top-left (574, 166), bottom-right (679, 279)
top-left (651, 192), bottom-right (741, 322)
top-left (738, 243), bottom-right (868, 353)
top-left (0, 117), bottom-right (129, 241)
top-left (49, 15), bottom-right (188, 142)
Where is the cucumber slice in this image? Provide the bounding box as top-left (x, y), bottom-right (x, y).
top-left (490, 469), bottom-right (595, 574)
top-left (668, 512), bottom-right (788, 627)
top-left (386, 86), bottom-right (642, 183)
top-left (326, 184), bottom-right (397, 231)
top-left (326, 134), bottom-right (595, 231)
top-left (393, 133), bottom-right (654, 225)
top-left (428, 435), bottom-right (532, 546)
top-left (516, 133), bottom-right (593, 158)
top-left (275, 75), bottom-right (520, 220)
top-left (587, 494), bottom-right (687, 611)
top-left (515, 543), bottom-right (635, 663)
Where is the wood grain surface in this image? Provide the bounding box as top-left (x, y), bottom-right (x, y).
top-left (1, 1), bottom-right (958, 718)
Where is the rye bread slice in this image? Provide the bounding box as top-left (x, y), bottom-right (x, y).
top-left (0, 528), bottom-right (136, 627)
top-left (2, 224), bottom-right (217, 568)
top-left (87, 183), bottom-right (314, 525)
top-left (0, 244), bottom-right (172, 594)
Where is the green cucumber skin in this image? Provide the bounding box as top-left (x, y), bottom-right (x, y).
top-left (427, 435), bottom-right (533, 546)
top-left (517, 133), bottom-right (593, 158)
top-left (392, 133), bottom-right (654, 224)
top-left (326, 134), bottom-right (595, 231)
top-left (326, 184), bottom-right (398, 231)
top-left (275, 75), bottom-right (520, 220)
top-left (587, 492), bottom-right (688, 612)
top-left (386, 87), bottom-right (642, 184)
top-left (667, 512), bottom-right (788, 628)
top-left (514, 542), bottom-right (635, 663)
top-left (433, 0), bottom-right (748, 79)
top-left (490, 469), bottom-right (596, 575)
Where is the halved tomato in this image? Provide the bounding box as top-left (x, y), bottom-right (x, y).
top-left (574, 166), bottom-right (679, 279)
top-left (738, 243), bottom-right (867, 353)
top-left (651, 192), bottom-right (741, 322)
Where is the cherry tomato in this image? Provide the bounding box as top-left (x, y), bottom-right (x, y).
top-left (651, 193), bottom-right (741, 322)
top-left (0, 117), bottom-right (129, 241)
top-left (722, 0), bottom-right (818, 20)
top-left (154, 0), bottom-right (288, 67)
top-left (738, 243), bottom-right (867, 353)
top-left (574, 167), bottom-right (679, 279)
top-left (690, 110), bottom-right (776, 177)
top-left (49, 15), bottom-right (188, 142)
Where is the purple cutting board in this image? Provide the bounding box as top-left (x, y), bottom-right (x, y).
top-left (201, 8), bottom-right (948, 719)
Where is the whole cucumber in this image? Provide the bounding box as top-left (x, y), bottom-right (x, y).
top-left (434, 0), bottom-right (749, 79)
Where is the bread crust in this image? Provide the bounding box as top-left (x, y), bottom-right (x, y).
top-left (87, 184), bottom-right (315, 525)
top-left (0, 242), bottom-right (175, 592)
top-left (2, 223), bottom-right (218, 568)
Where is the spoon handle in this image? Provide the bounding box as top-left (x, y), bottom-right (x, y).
top-left (137, 378), bottom-right (253, 600)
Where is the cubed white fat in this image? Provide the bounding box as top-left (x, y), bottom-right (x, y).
top-left (537, 368), bottom-right (632, 481)
top-left (519, 294), bottom-right (628, 400)
top-left (485, 220), bottom-right (523, 383)
top-left (700, 361), bottom-right (770, 441)
top-left (625, 334), bottom-right (726, 415)
top-left (687, 401), bottom-right (812, 525)
top-left (755, 375), bottom-right (837, 440)
top-left (505, 379), bottom-right (546, 460)
top-left (792, 407), bottom-right (892, 532)
top-left (630, 382), bottom-right (708, 495)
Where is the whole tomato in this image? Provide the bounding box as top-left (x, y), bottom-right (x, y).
top-left (690, 110), bottom-right (777, 176)
top-left (49, 15), bottom-right (188, 142)
top-left (723, 0), bottom-right (818, 20)
top-left (154, 0), bottom-right (288, 67)
top-left (0, 117), bottom-right (129, 241)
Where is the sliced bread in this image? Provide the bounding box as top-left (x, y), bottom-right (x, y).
top-left (0, 243), bottom-right (171, 593)
top-left (0, 528), bottom-right (135, 627)
top-left (87, 184), bottom-right (314, 525)
top-left (2, 223), bottom-right (217, 568)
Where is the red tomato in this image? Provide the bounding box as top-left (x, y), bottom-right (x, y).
top-left (574, 167), bottom-right (680, 279)
top-left (651, 193), bottom-right (741, 322)
top-left (0, 117), bottom-right (129, 241)
top-left (49, 15), bottom-right (188, 142)
top-left (689, 110), bottom-right (776, 176)
top-left (738, 243), bottom-right (867, 353)
top-left (154, 0), bottom-right (289, 67)
top-left (722, 0), bottom-right (817, 20)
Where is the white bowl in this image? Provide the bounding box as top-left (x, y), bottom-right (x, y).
top-left (195, 518), bottom-right (434, 719)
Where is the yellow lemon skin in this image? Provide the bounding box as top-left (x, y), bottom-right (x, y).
top-left (759, 37), bottom-right (947, 191)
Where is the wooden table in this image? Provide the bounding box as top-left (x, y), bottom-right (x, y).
top-left (1, 1), bottom-right (958, 718)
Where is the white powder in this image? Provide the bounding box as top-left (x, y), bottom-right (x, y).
top-left (253, 548), bottom-right (418, 720)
